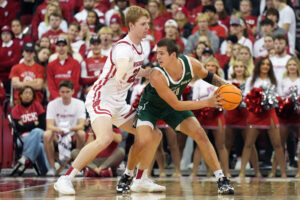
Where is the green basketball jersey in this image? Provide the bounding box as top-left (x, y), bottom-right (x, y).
top-left (139, 55), bottom-right (194, 113)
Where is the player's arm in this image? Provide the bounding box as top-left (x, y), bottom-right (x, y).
top-left (115, 58), bottom-right (133, 81)
top-left (190, 57), bottom-right (228, 87)
top-left (150, 70), bottom-right (222, 111)
top-left (137, 67), bottom-right (151, 78)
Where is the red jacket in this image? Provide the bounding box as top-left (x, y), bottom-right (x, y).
top-left (47, 56), bottom-right (81, 100)
top-left (80, 56), bottom-right (107, 86)
top-left (13, 35), bottom-right (32, 49)
top-left (0, 1), bottom-right (19, 28)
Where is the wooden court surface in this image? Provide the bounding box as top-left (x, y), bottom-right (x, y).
top-left (1, 177), bottom-right (300, 199)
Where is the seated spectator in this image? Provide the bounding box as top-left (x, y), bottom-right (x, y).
top-left (72, 124), bottom-right (125, 177)
top-left (35, 36), bottom-right (52, 51)
top-left (44, 80), bottom-right (86, 176)
top-left (81, 36), bottom-right (107, 95)
top-left (163, 20), bottom-right (185, 53)
top-left (0, 0), bottom-right (18, 28)
top-left (35, 47), bottom-right (51, 68)
top-left (9, 42), bottom-right (45, 104)
top-left (68, 22), bottom-right (87, 59)
top-left (11, 86), bottom-right (49, 175)
top-left (87, 10), bottom-right (104, 34)
top-left (38, 3), bottom-right (68, 39)
top-left (105, 0), bottom-right (129, 25)
top-left (41, 11), bottom-right (65, 48)
top-left (214, 0), bottom-right (230, 30)
top-left (239, 0), bottom-right (257, 36)
top-left (97, 26), bottom-right (113, 57)
top-left (0, 26), bottom-right (22, 93)
top-left (109, 14), bottom-right (126, 42)
top-left (184, 13), bottom-right (219, 55)
top-left (253, 19), bottom-right (274, 58)
top-left (173, 6), bottom-right (194, 39)
top-left (74, 0), bottom-right (105, 25)
top-left (47, 37), bottom-right (81, 100)
top-left (265, 8), bottom-right (287, 37)
top-left (11, 19), bottom-right (32, 48)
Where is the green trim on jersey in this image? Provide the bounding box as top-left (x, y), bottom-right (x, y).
top-left (136, 55), bottom-right (195, 129)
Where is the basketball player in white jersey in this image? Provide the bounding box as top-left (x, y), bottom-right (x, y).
top-left (54, 6), bottom-right (164, 194)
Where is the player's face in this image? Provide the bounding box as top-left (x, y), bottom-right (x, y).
top-left (205, 61), bottom-right (217, 74)
top-left (130, 16), bottom-right (150, 39)
top-left (59, 86), bottom-right (74, 100)
top-left (20, 88), bottom-right (34, 103)
top-left (287, 60), bottom-right (298, 75)
top-left (260, 59), bottom-right (271, 74)
top-left (156, 46), bottom-right (172, 67)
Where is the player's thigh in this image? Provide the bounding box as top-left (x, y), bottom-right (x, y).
top-left (91, 116), bottom-right (114, 141)
top-left (178, 116), bottom-right (208, 141)
top-left (163, 110), bottom-right (194, 131)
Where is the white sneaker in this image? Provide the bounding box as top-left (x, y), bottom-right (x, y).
top-left (131, 177), bottom-right (166, 193)
top-left (54, 176), bottom-right (75, 195)
top-left (46, 168), bottom-right (56, 176)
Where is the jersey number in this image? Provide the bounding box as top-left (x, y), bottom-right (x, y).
top-left (127, 68), bottom-right (140, 83)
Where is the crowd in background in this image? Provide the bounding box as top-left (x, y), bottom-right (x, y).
top-left (0, 0), bottom-right (300, 178)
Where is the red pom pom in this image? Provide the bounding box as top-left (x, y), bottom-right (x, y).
top-left (244, 87), bottom-right (263, 114)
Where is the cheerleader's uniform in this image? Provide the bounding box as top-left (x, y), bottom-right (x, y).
top-left (244, 77), bottom-right (280, 129)
top-left (192, 79), bottom-right (225, 130)
top-left (224, 79), bottom-right (248, 128)
top-left (278, 77), bottom-right (300, 126)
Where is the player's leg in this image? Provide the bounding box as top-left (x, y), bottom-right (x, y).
top-left (54, 116), bottom-right (114, 194)
top-left (178, 116), bottom-right (234, 195)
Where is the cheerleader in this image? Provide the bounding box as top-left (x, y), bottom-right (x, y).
top-left (225, 59), bottom-right (261, 177)
top-left (192, 57), bottom-right (229, 177)
top-left (275, 57), bottom-right (300, 177)
top-left (240, 57), bottom-right (286, 178)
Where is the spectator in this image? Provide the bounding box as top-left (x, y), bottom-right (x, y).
top-left (35, 36), bottom-right (52, 51)
top-left (35, 47), bottom-right (51, 68)
top-left (38, 3), bottom-right (68, 39)
top-left (253, 19), bottom-right (274, 58)
top-left (220, 17), bottom-right (253, 55)
top-left (0, 26), bottom-right (22, 93)
top-left (239, 0), bottom-right (258, 36)
top-left (254, 34), bottom-right (275, 60)
top-left (87, 10), bottom-right (105, 34)
top-left (9, 42), bottom-right (45, 104)
top-left (68, 22), bottom-right (87, 59)
top-left (11, 19), bottom-right (32, 48)
top-left (173, 6), bottom-right (194, 39)
top-left (73, 125), bottom-right (125, 177)
top-left (97, 26), bottom-right (113, 57)
top-left (147, 0), bottom-right (170, 33)
top-left (0, 0), bottom-right (18, 28)
top-left (81, 36), bottom-right (107, 94)
top-left (105, 0), bottom-right (130, 25)
top-left (191, 42), bottom-right (207, 64)
top-left (270, 34), bottom-right (291, 81)
top-left (184, 13), bottom-right (219, 55)
top-left (163, 20), bottom-right (184, 53)
top-left (74, 0), bottom-right (105, 24)
top-left (240, 57), bottom-right (286, 178)
top-left (202, 5), bottom-right (227, 39)
top-left (11, 86), bottom-right (49, 175)
top-left (79, 22), bottom-right (92, 45)
top-left (214, 0), bottom-right (230, 30)
top-left (44, 80), bottom-right (86, 176)
top-left (273, 0), bottom-right (296, 55)
top-left (109, 14), bottom-right (126, 42)
top-left (47, 37), bottom-right (81, 100)
top-left (265, 8), bottom-right (287, 36)
top-left (41, 11), bottom-right (66, 48)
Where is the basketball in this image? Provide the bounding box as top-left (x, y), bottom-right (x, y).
top-left (215, 84), bottom-right (242, 110)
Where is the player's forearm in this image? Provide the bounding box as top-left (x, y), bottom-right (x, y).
top-left (211, 74), bottom-right (227, 87)
top-left (172, 99), bottom-right (211, 111)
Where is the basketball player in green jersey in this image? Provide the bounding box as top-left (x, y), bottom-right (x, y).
top-left (122, 38), bottom-right (235, 194)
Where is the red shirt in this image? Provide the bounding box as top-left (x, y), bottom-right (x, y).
top-left (13, 35), bottom-right (32, 49)
top-left (9, 62), bottom-right (45, 104)
top-left (0, 1), bottom-right (19, 28)
top-left (80, 56), bottom-right (107, 86)
top-left (0, 80), bottom-right (5, 105)
top-left (244, 15), bottom-right (258, 30)
top-left (42, 29), bottom-right (65, 51)
top-left (209, 24), bottom-right (227, 39)
top-left (96, 127), bottom-right (122, 158)
top-left (0, 41), bottom-right (22, 82)
top-left (11, 101), bottom-right (44, 124)
top-left (47, 56), bottom-right (81, 100)
top-left (152, 13), bottom-right (170, 33)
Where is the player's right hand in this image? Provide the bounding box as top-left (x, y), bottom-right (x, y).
top-left (207, 92), bottom-right (224, 108)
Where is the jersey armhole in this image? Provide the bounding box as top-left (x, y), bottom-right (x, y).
top-left (185, 55), bottom-right (194, 78)
top-left (152, 67), bottom-right (169, 87)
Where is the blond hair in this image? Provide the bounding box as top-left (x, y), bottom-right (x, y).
top-left (283, 57), bottom-right (300, 78)
top-left (204, 56), bottom-right (223, 77)
top-left (230, 59), bottom-right (250, 80)
top-left (44, 3), bottom-right (62, 26)
top-left (125, 6), bottom-right (150, 30)
top-left (196, 13), bottom-right (209, 23)
top-left (98, 26), bottom-right (113, 35)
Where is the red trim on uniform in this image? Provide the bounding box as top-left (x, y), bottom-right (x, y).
top-left (136, 169), bottom-right (144, 179)
top-left (132, 43), bottom-right (143, 55)
top-left (123, 106), bottom-right (135, 119)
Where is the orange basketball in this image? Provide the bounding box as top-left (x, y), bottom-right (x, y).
top-left (215, 84), bottom-right (242, 110)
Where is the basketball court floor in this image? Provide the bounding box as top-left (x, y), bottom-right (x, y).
top-left (1, 176), bottom-right (300, 200)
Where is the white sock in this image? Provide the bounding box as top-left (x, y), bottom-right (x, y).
top-left (141, 169), bottom-right (148, 179)
top-left (124, 168), bottom-right (134, 177)
top-left (214, 170), bottom-right (225, 179)
top-left (69, 168), bottom-right (79, 180)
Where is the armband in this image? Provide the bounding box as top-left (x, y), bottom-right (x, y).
top-left (203, 71), bottom-right (214, 84)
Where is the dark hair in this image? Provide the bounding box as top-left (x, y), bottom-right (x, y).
top-left (260, 18), bottom-right (274, 27)
top-left (266, 8), bottom-right (279, 23)
top-left (59, 80), bottom-right (74, 89)
top-left (87, 10), bottom-right (104, 33)
top-left (274, 34), bottom-right (289, 46)
top-left (250, 57), bottom-right (277, 87)
top-left (202, 5), bottom-right (216, 13)
top-left (226, 35), bottom-right (238, 44)
top-left (157, 38), bottom-right (179, 57)
top-left (19, 86), bottom-right (36, 100)
top-left (48, 10), bottom-right (62, 20)
top-left (11, 19), bottom-right (23, 28)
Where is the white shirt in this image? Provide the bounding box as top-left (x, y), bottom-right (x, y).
top-left (244, 77), bottom-right (281, 96)
top-left (279, 77), bottom-right (300, 97)
top-left (253, 37), bottom-right (267, 58)
top-left (270, 55), bottom-right (291, 81)
top-left (278, 5), bottom-right (296, 54)
top-left (2, 40), bottom-right (13, 47)
top-left (87, 47), bottom-right (112, 58)
top-left (192, 79), bottom-right (217, 100)
top-left (46, 97), bottom-right (86, 129)
top-left (220, 36), bottom-right (253, 55)
top-left (74, 9), bottom-right (105, 24)
top-left (71, 40), bottom-right (86, 55)
top-left (105, 6), bottom-right (128, 25)
top-left (38, 20), bottom-right (68, 39)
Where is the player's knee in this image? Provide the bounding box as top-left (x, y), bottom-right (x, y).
top-left (153, 128), bottom-right (163, 142)
top-left (95, 134), bottom-right (113, 147)
top-left (194, 129), bottom-right (208, 143)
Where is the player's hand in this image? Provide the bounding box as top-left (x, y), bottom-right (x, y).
top-left (207, 92), bottom-right (224, 108)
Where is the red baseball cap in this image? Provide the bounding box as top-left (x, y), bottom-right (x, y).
top-left (110, 14), bottom-right (121, 25)
top-left (1, 25), bottom-right (13, 36)
top-left (175, 7), bottom-right (189, 17)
